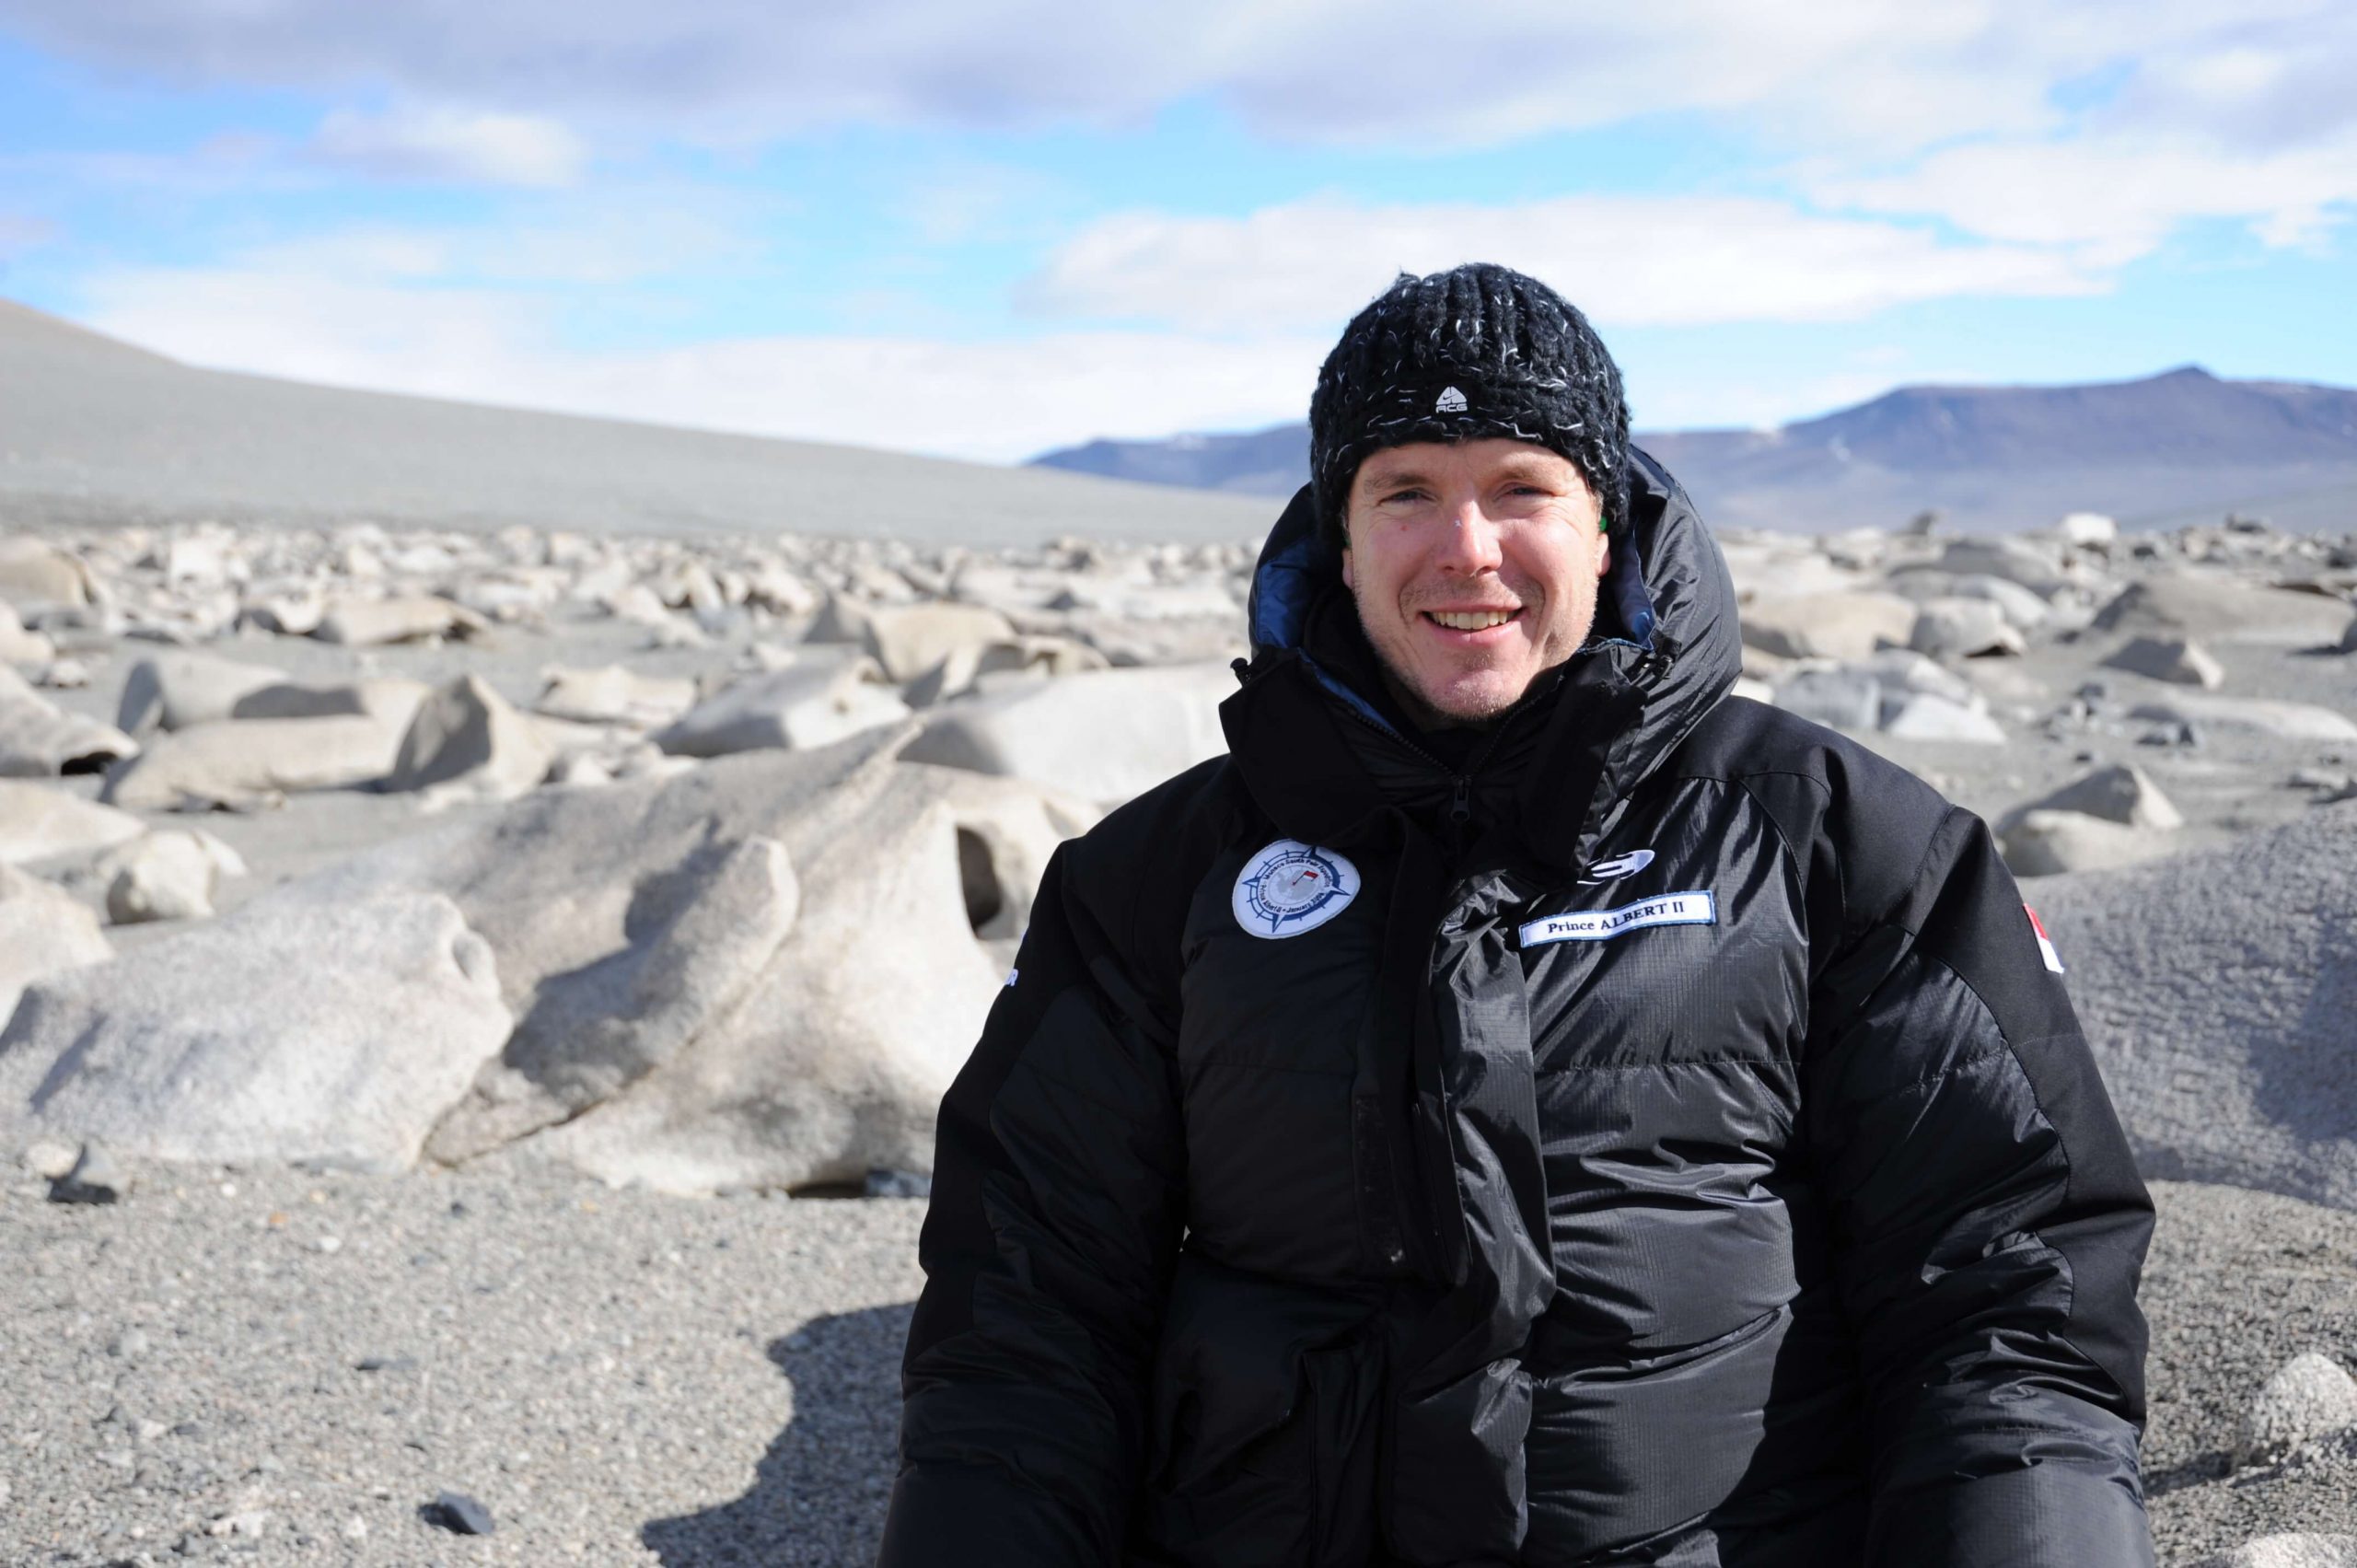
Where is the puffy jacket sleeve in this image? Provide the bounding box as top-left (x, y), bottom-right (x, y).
top-left (1803, 803), bottom-right (2155, 1567)
top-left (877, 836), bottom-right (1188, 1566)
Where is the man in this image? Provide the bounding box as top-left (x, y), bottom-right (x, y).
top-left (878, 263), bottom-right (2154, 1566)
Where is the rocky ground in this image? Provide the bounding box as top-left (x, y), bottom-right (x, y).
top-left (0, 1164), bottom-right (2349, 1567)
top-left (3, 505), bottom-right (2355, 1565)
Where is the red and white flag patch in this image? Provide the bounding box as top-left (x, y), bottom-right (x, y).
top-left (2024, 905), bottom-right (2065, 974)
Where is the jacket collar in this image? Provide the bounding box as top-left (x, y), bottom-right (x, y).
top-left (1218, 448), bottom-right (1741, 870)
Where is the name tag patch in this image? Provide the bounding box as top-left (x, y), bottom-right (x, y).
top-left (1518, 891), bottom-right (1716, 947)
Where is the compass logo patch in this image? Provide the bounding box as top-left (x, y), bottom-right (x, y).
top-left (1233, 840), bottom-right (1361, 939)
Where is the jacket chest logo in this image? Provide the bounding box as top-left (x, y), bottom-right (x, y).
top-left (1233, 840), bottom-right (1360, 938)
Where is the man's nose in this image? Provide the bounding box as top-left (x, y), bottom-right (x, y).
top-left (1434, 504), bottom-right (1505, 573)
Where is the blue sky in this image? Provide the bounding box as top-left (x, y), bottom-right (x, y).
top-left (1, 2), bottom-right (2351, 462)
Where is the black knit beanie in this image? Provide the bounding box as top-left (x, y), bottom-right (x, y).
top-left (1308, 262), bottom-right (1630, 549)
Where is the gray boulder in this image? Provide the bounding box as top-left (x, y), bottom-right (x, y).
top-left (0, 889), bottom-right (510, 1171)
top-left (1741, 592), bottom-right (1917, 662)
top-left (383, 674), bottom-right (556, 804)
top-left (99, 829), bottom-right (247, 924)
top-left (2101, 635), bottom-right (2224, 689)
top-left (2128, 693), bottom-right (2357, 743)
top-left (2035, 804), bottom-right (2357, 1208)
top-left (859, 602), bottom-right (1020, 683)
top-left (2235, 1353), bottom-right (2357, 1470)
top-left (314, 595), bottom-right (490, 647)
top-left (655, 655), bottom-right (910, 758)
top-left (2000, 764), bottom-right (2185, 833)
top-left (900, 662), bottom-right (1232, 806)
top-left (286, 727), bottom-right (1094, 1193)
top-left (903, 635), bottom-right (1109, 708)
top-left (0, 667), bottom-right (139, 776)
top-left (1936, 536), bottom-right (2072, 598)
top-left (0, 864), bottom-right (111, 1027)
top-left (2093, 575), bottom-right (2352, 645)
top-left (2339, 615), bottom-right (2357, 656)
top-left (1880, 691), bottom-right (2007, 744)
top-left (1908, 598), bottom-right (2024, 659)
top-left (0, 601), bottom-right (54, 666)
top-left (0, 781), bottom-right (144, 865)
top-left (1771, 668), bottom-right (1879, 732)
top-left (100, 712), bottom-right (411, 810)
top-left (0, 539), bottom-right (94, 610)
top-left (230, 676), bottom-right (427, 726)
top-left (1999, 809), bottom-right (2174, 877)
top-left (535, 665), bottom-right (698, 729)
top-left (116, 650), bottom-right (287, 735)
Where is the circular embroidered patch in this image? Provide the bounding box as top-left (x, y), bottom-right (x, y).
top-left (1232, 839), bottom-right (1360, 939)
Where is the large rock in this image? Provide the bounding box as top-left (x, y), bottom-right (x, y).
top-left (2093, 575), bottom-right (2353, 645)
top-left (655, 655), bottom-right (910, 758)
top-left (2035, 804), bottom-right (2357, 1208)
top-left (314, 595), bottom-right (489, 647)
top-left (1908, 598), bottom-right (2024, 660)
top-left (900, 662), bottom-right (1232, 805)
top-left (231, 676), bottom-right (427, 726)
top-left (2101, 635), bottom-right (2224, 689)
top-left (283, 728), bottom-right (1095, 1192)
top-left (115, 649), bottom-right (289, 735)
top-left (1740, 591), bottom-right (1917, 662)
top-left (1935, 536), bottom-right (2072, 599)
top-left (2128, 693), bottom-right (2357, 743)
top-left (0, 890), bottom-right (509, 1170)
top-left (99, 712), bottom-right (410, 809)
top-left (0, 667), bottom-right (139, 776)
top-left (1999, 809), bottom-right (2174, 877)
top-left (859, 602), bottom-right (1019, 684)
top-left (0, 539), bottom-right (94, 610)
top-left (902, 635), bottom-right (1109, 708)
top-left (99, 829), bottom-right (246, 924)
top-left (1771, 668), bottom-right (1879, 733)
top-left (383, 674), bottom-right (556, 804)
top-left (0, 865), bottom-right (110, 1028)
top-left (0, 601), bottom-right (54, 666)
top-left (2235, 1353), bottom-right (2357, 1469)
top-left (0, 781), bottom-right (144, 865)
top-left (535, 665), bottom-right (698, 729)
top-left (2000, 764), bottom-right (2185, 833)
top-left (1879, 691), bottom-right (2007, 744)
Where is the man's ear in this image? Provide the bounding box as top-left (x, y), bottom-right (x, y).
top-left (1340, 546), bottom-right (1354, 591)
top-left (1592, 526), bottom-right (1612, 577)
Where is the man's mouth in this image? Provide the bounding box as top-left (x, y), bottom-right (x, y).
top-left (1423, 608), bottom-right (1521, 632)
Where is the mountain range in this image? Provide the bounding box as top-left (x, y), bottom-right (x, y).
top-left (1029, 366), bottom-right (2357, 534)
top-left (0, 300), bottom-right (1267, 547)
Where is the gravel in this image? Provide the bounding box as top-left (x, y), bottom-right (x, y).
top-left (0, 1151), bottom-right (923, 1565)
top-left (3, 1159), bottom-right (2351, 1566)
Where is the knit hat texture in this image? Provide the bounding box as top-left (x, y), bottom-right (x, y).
top-left (1308, 263), bottom-right (1629, 546)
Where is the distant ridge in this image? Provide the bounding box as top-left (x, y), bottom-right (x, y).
top-left (1029, 366), bottom-right (2357, 534)
top-left (0, 300), bottom-right (1269, 547)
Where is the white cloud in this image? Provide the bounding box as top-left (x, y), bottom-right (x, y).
top-left (4, 0), bottom-right (2345, 161)
top-left (308, 104), bottom-right (586, 187)
top-left (1024, 195), bottom-right (2104, 332)
top-left (1818, 132), bottom-right (2357, 260)
top-left (75, 262), bottom-right (1325, 461)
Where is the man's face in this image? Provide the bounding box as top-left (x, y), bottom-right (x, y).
top-left (1341, 438), bottom-right (1613, 730)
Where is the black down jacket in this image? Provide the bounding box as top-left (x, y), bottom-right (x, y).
top-left (878, 454), bottom-right (2155, 1567)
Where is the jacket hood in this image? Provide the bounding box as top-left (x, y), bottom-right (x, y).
top-left (1222, 447), bottom-right (1742, 869)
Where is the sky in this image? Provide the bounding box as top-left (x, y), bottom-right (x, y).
top-left (0, 1), bottom-right (2352, 464)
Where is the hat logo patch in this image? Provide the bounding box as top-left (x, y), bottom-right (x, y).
top-left (1434, 386), bottom-right (1469, 414)
top-left (1234, 840), bottom-right (1360, 939)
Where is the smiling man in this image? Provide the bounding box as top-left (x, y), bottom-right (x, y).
top-left (880, 264), bottom-right (2155, 1566)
